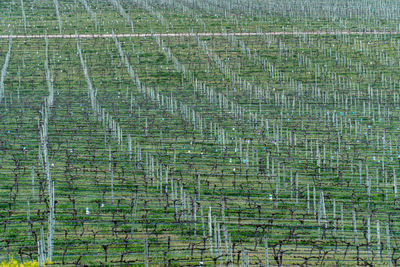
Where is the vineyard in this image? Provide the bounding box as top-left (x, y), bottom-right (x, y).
top-left (1, 0), bottom-right (400, 266)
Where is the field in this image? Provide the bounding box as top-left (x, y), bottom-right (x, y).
top-left (1, 0), bottom-right (400, 266)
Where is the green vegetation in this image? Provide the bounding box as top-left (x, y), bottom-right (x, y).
top-left (1, 0), bottom-right (400, 265)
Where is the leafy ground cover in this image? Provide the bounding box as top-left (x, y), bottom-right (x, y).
top-left (1, 0), bottom-right (400, 265)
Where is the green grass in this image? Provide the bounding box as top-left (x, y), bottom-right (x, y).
top-left (1, 0), bottom-right (400, 266)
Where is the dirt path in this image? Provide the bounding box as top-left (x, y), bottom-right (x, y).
top-left (0, 31), bottom-right (397, 39)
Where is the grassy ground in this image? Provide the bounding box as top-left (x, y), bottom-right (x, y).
top-left (1, 0), bottom-right (400, 266)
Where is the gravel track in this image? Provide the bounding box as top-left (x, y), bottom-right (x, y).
top-left (0, 31), bottom-right (397, 39)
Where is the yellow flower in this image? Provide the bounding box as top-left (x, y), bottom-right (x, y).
top-left (0, 258), bottom-right (49, 267)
